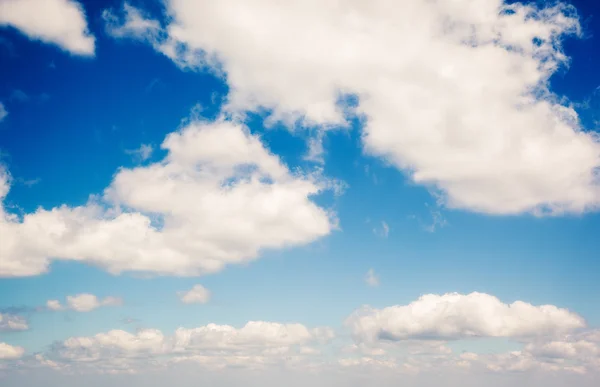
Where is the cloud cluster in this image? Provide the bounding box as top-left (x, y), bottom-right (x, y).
top-left (46, 294), bottom-right (122, 312)
top-left (0, 293), bottom-right (596, 377)
top-left (104, 0), bottom-right (600, 215)
top-left (346, 292), bottom-right (585, 343)
top-left (46, 321), bottom-right (332, 374)
top-left (0, 0), bottom-right (94, 55)
top-left (0, 118), bottom-right (334, 277)
top-left (0, 313), bottom-right (28, 331)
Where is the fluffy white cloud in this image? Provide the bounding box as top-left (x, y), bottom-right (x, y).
top-left (46, 300), bottom-right (62, 311)
top-left (0, 342), bottom-right (24, 360)
top-left (0, 117), bottom-right (334, 277)
top-left (46, 294), bottom-right (122, 312)
top-left (346, 292), bottom-right (585, 344)
top-left (0, 0), bottom-right (94, 55)
top-left (47, 321), bottom-right (330, 374)
top-left (0, 313), bottom-right (28, 331)
top-left (105, 0), bottom-right (600, 215)
top-left (178, 284), bottom-right (211, 304)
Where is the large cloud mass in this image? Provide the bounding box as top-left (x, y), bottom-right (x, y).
top-left (0, 118), bottom-right (333, 277)
top-left (105, 0), bottom-right (600, 215)
top-left (0, 0), bottom-right (94, 55)
top-left (346, 292), bottom-right (585, 343)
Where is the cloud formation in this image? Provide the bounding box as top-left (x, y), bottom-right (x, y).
top-left (346, 292), bottom-right (585, 344)
top-left (178, 284), bottom-right (211, 304)
top-left (105, 0), bottom-right (600, 215)
top-left (0, 342), bottom-right (24, 360)
top-left (0, 313), bottom-right (28, 331)
top-left (0, 117), bottom-right (334, 277)
top-left (0, 0), bottom-right (94, 55)
top-left (46, 294), bottom-right (123, 312)
top-left (45, 321), bottom-right (332, 374)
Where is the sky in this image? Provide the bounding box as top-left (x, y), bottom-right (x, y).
top-left (0, 0), bottom-right (600, 385)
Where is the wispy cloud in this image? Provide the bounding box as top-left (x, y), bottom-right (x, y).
top-left (0, 102), bottom-right (7, 122)
top-left (125, 143), bottom-right (153, 163)
top-left (373, 221), bottom-right (390, 238)
top-left (365, 268), bottom-right (379, 287)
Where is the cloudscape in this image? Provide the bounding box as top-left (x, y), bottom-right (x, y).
top-left (1, 0), bottom-right (599, 386)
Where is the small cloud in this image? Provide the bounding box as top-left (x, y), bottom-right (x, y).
top-left (47, 294), bottom-right (122, 313)
top-left (16, 177), bottom-right (40, 187)
top-left (9, 90), bottom-right (49, 104)
top-left (423, 207), bottom-right (448, 233)
top-left (46, 300), bottom-right (63, 311)
top-left (178, 284), bottom-right (211, 304)
top-left (120, 317), bottom-right (140, 325)
top-left (365, 268), bottom-right (379, 287)
top-left (10, 89), bottom-right (29, 102)
top-left (304, 133), bottom-right (325, 164)
top-left (409, 205), bottom-right (448, 233)
top-left (0, 312), bottom-right (29, 331)
top-left (125, 144), bottom-right (153, 163)
top-left (0, 103), bottom-right (8, 122)
top-left (49, 61), bottom-right (56, 69)
top-left (373, 221), bottom-right (390, 238)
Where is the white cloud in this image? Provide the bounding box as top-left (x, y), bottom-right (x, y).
top-left (125, 143), bottom-right (153, 162)
top-left (102, 3), bottom-right (161, 42)
top-left (46, 300), bottom-right (63, 311)
top-left (46, 321), bottom-right (330, 374)
top-left (365, 269), bottom-right (379, 287)
top-left (346, 292), bottom-right (585, 344)
top-left (46, 294), bottom-right (122, 312)
top-left (0, 313), bottom-right (28, 331)
top-left (105, 1), bottom-right (600, 215)
top-left (0, 0), bottom-right (95, 56)
top-left (178, 284), bottom-right (211, 304)
top-left (0, 342), bottom-right (24, 360)
top-left (0, 117), bottom-right (334, 277)
top-left (0, 102), bottom-right (7, 122)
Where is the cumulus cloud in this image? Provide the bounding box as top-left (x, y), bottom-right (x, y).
top-left (0, 0), bottom-right (95, 56)
top-left (346, 292), bottom-right (585, 344)
top-left (0, 342), bottom-right (24, 360)
top-left (0, 117), bottom-right (334, 277)
top-left (45, 300), bottom-right (63, 311)
top-left (178, 284), bottom-right (211, 304)
top-left (46, 321), bottom-right (330, 374)
top-left (104, 0), bottom-right (600, 215)
top-left (0, 313), bottom-right (28, 331)
top-left (46, 294), bottom-right (122, 312)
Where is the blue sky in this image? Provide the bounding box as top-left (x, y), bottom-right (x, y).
top-left (1, 0), bottom-right (600, 385)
